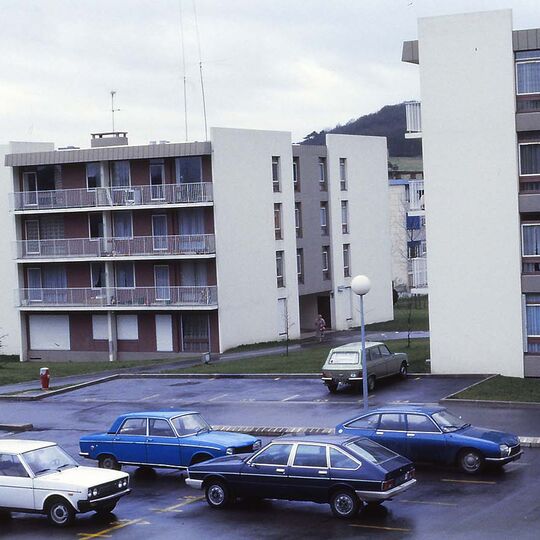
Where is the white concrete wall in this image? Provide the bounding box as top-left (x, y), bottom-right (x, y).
top-left (326, 134), bottom-right (394, 330)
top-left (418, 10), bottom-right (524, 376)
top-left (0, 141), bottom-right (54, 357)
top-left (388, 184), bottom-right (410, 290)
top-left (211, 127), bottom-right (300, 352)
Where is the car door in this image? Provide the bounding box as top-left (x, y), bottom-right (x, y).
top-left (146, 418), bottom-right (181, 467)
top-left (405, 414), bottom-right (446, 463)
top-left (378, 344), bottom-right (397, 376)
top-left (0, 453), bottom-right (34, 509)
top-left (328, 447), bottom-right (362, 491)
top-left (368, 347), bottom-right (386, 379)
top-left (112, 417), bottom-right (148, 464)
top-left (241, 443), bottom-right (293, 499)
top-left (287, 443), bottom-right (330, 502)
top-left (372, 413), bottom-right (409, 457)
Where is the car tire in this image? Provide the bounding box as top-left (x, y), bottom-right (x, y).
top-left (329, 489), bottom-right (361, 519)
top-left (367, 375), bottom-right (376, 392)
top-left (98, 455), bottom-right (121, 471)
top-left (46, 498), bottom-right (75, 527)
top-left (205, 479), bottom-right (231, 509)
top-left (94, 502), bottom-right (117, 516)
top-left (458, 449), bottom-right (484, 474)
top-left (0, 510), bottom-right (12, 521)
top-left (399, 362), bottom-right (408, 379)
top-left (326, 382), bottom-right (338, 393)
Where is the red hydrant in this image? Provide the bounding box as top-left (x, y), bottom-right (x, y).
top-left (40, 367), bottom-right (50, 390)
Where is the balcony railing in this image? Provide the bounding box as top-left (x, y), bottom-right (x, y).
top-left (408, 180), bottom-right (425, 212)
top-left (408, 257), bottom-right (428, 289)
top-left (14, 234), bottom-right (216, 259)
top-left (11, 183), bottom-right (213, 211)
top-left (405, 101), bottom-right (422, 136)
top-left (17, 286), bottom-right (218, 308)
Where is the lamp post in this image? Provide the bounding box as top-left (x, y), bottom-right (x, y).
top-left (351, 275), bottom-right (371, 411)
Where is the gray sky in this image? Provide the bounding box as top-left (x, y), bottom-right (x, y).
top-left (1, 0), bottom-right (539, 147)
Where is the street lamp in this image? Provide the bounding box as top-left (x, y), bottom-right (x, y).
top-left (351, 275), bottom-right (371, 410)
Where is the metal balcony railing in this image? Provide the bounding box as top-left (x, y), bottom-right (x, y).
top-left (17, 286), bottom-right (218, 308)
top-left (408, 180), bottom-right (425, 212)
top-left (405, 101), bottom-right (422, 135)
top-left (408, 257), bottom-right (428, 289)
top-left (14, 234), bottom-right (216, 259)
top-left (11, 183), bottom-right (213, 211)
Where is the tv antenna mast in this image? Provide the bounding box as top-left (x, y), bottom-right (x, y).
top-left (110, 90), bottom-right (121, 131)
top-left (193, 0), bottom-right (208, 141)
top-left (178, 0), bottom-right (188, 141)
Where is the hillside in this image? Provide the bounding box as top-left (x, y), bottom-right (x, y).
top-left (301, 103), bottom-right (422, 157)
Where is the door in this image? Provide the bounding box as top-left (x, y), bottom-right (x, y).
top-left (154, 265), bottom-right (170, 301)
top-left (27, 268), bottom-right (42, 302)
top-left (150, 162), bottom-right (165, 200)
top-left (23, 172), bottom-right (38, 206)
top-left (372, 413), bottom-right (408, 456)
top-left (182, 314), bottom-right (210, 352)
top-left (317, 295), bottom-right (332, 329)
top-left (405, 414), bottom-right (446, 463)
top-left (112, 418), bottom-right (148, 464)
top-left (25, 220), bottom-right (40, 255)
top-left (152, 215), bottom-right (168, 251)
top-left (156, 314), bottom-right (173, 352)
top-left (379, 344), bottom-right (400, 375)
top-left (287, 443), bottom-right (330, 502)
top-left (0, 454), bottom-right (34, 509)
top-left (146, 418), bottom-right (181, 467)
top-left (368, 347), bottom-right (387, 379)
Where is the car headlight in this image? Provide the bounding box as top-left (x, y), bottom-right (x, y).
top-left (226, 447), bottom-right (233, 455)
top-left (500, 444), bottom-right (510, 456)
top-left (350, 373), bottom-right (357, 378)
top-left (88, 487), bottom-right (99, 498)
top-left (252, 440), bottom-right (261, 451)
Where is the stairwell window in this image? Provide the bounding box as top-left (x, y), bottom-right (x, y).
top-left (276, 251), bottom-right (285, 288)
top-left (295, 202), bottom-right (303, 238)
top-left (320, 202), bottom-right (328, 235)
top-left (343, 244), bottom-right (350, 278)
top-left (341, 201), bottom-right (349, 234)
top-left (272, 157), bottom-right (281, 192)
top-left (322, 246), bottom-right (330, 280)
top-left (297, 248), bottom-right (304, 284)
top-left (318, 158), bottom-right (327, 191)
top-left (274, 203), bottom-right (282, 240)
top-left (339, 158), bottom-right (347, 190)
top-left (293, 158), bottom-right (300, 191)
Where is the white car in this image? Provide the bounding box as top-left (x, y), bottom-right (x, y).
top-left (0, 439), bottom-right (130, 527)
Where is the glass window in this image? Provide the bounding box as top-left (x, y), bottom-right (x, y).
top-left (320, 203), bottom-right (328, 235)
top-left (171, 413), bottom-right (211, 436)
top-left (341, 201), bottom-right (349, 234)
top-left (322, 246), bottom-right (330, 280)
top-left (89, 214), bottom-right (104, 238)
top-left (516, 50), bottom-right (540, 61)
top-left (118, 418), bottom-right (147, 436)
top-left (329, 448), bottom-right (358, 469)
top-left (149, 419), bottom-right (175, 437)
top-left (527, 303), bottom-right (540, 336)
top-left (293, 444), bottom-right (328, 468)
top-left (378, 413), bottom-right (406, 431)
top-left (343, 244), bottom-right (350, 278)
top-left (91, 263), bottom-right (106, 289)
top-left (379, 345), bottom-right (391, 356)
top-left (318, 157), bottom-right (327, 190)
top-left (113, 212), bottom-right (133, 238)
top-left (297, 248), bottom-right (304, 284)
top-left (328, 351), bottom-right (359, 365)
top-left (293, 158), bottom-right (300, 190)
top-left (340, 158), bottom-right (347, 190)
top-left (86, 163), bottom-right (101, 190)
top-left (523, 224), bottom-right (540, 255)
top-left (176, 157), bottom-right (202, 183)
top-left (116, 262), bottom-right (135, 288)
top-left (346, 439), bottom-right (397, 465)
top-left (517, 61), bottom-right (540, 94)
top-left (346, 413), bottom-right (380, 429)
top-left (407, 414), bottom-right (439, 433)
top-left (252, 443), bottom-right (293, 466)
top-left (520, 144), bottom-right (540, 175)
top-left (272, 156), bottom-right (280, 192)
top-left (276, 251), bottom-right (284, 288)
top-left (295, 203), bottom-right (302, 238)
top-left (274, 203), bottom-right (282, 240)
top-left (150, 161), bottom-right (165, 199)
top-left (0, 454), bottom-right (29, 478)
top-left (370, 346), bottom-right (382, 360)
top-left (23, 445), bottom-right (77, 476)
top-left (431, 410), bottom-right (468, 433)
top-left (111, 161), bottom-right (130, 187)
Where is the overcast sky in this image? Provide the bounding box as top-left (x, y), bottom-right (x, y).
top-left (1, 0), bottom-right (540, 147)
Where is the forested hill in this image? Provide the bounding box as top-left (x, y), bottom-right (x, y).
top-left (301, 103), bottom-right (422, 157)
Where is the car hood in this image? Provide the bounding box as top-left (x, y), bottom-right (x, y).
top-left (457, 426), bottom-right (519, 446)
top-left (194, 431), bottom-right (257, 448)
top-left (33, 465), bottom-right (127, 491)
top-left (189, 454), bottom-right (247, 471)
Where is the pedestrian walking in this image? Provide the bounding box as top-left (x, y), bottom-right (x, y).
top-left (315, 314), bottom-right (326, 342)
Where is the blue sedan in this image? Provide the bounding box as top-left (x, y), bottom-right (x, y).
top-left (186, 435), bottom-right (416, 518)
top-left (336, 405), bottom-right (522, 474)
top-left (79, 411), bottom-right (261, 471)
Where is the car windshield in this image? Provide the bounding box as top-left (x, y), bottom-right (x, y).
top-left (328, 352), bottom-right (359, 365)
top-left (432, 410), bottom-right (469, 432)
top-left (23, 445), bottom-right (78, 476)
top-left (346, 438), bottom-right (397, 464)
top-left (171, 413), bottom-right (211, 436)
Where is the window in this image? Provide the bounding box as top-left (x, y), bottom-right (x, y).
top-left (91, 263), bottom-right (106, 289)
top-left (86, 162), bottom-right (101, 190)
top-left (113, 212), bottom-right (133, 238)
top-left (523, 224), bottom-right (540, 256)
top-left (343, 244), bottom-right (350, 278)
top-left (118, 418), bottom-right (147, 436)
top-left (111, 161), bottom-right (130, 187)
top-left (322, 246), bottom-right (330, 280)
top-left (318, 157), bottom-right (327, 191)
top-left (346, 439), bottom-right (396, 465)
top-left (406, 414), bottom-right (439, 433)
top-left (293, 444), bottom-right (327, 468)
top-left (320, 202), bottom-right (328, 235)
top-left (150, 160), bottom-right (165, 199)
top-left (154, 265), bottom-right (170, 300)
top-left (272, 156), bottom-right (281, 192)
top-left (526, 295), bottom-right (540, 352)
top-left (116, 262), bottom-right (135, 288)
top-left (295, 202), bottom-right (302, 238)
top-left (329, 448), bottom-right (358, 470)
top-left (88, 214), bottom-right (104, 238)
top-left (341, 201), bottom-right (349, 234)
top-left (152, 215), bottom-right (168, 251)
top-left (274, 203), bottom-right (282, 240)
top-left (92, 315), bottom-right (108, 340)
top-left (378, 413), bottom-right (406, 431)
top-left (516, 56), bottom-right (540, 95)
top-left (293, 158), bottom-right (300, 191)
top-left (407, 216), bottom-right (421, 230)
top-left (276, 251), bottom-right (285, 288)
top-left (149, 419), bottom-right (175, 437)
top-left (117, 314), bottom-right (138, 339)
top-left (339, 158), bottom-right (347, 190)
top-left (171, 413), bottom-right (210, 435)
top-left (176, 156), bottom-right (202, 183)
top-left (346, 413), bottom-right (380, 429)
top-left (0, 454), bottom-right (29, 478)
top-left (252, 444), bottom-right (293, 466)
top-left (379, 345), bottom-right (391, 356)
top-left (297, 248), bottom-right (304, 284)
top-left (520, 144), bottom-right (540, 176)
top-left (329, 351), bottom-right (358, 365)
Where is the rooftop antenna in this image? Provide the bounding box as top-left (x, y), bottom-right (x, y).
top-left (178, 0), bottom-right (188, 141)
top-left (110, 90), bottom-right (120, 131)
top-left (192, 0), bottom-right (208, 141)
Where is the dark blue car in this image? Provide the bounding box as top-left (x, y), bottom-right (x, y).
top-left (79, 411), bottom-right (261, 471)
top-left (336, 405), bottom-right (522, 474)
top-left (186, 435), bottom-right (416, 519)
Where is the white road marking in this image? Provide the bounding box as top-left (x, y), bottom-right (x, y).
top-left (208, 393), bottom-right (228, 402)
top-left (140, 393), bottom-right (160, 402)
top-left (281, 394), bottom-right (300, 402)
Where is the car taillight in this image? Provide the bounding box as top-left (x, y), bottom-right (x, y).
top-left (382, 479), bottom-right (395, 491)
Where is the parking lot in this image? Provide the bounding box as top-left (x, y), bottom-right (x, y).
top-left (2, 375), bottom-right (540, 539)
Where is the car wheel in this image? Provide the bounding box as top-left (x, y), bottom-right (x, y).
top-left (399, 362), bottom-right (408, 379)
top-left (367, 375), bottom-right (376, 392)
top-left (459, 449), bottom-right (484, 474)
top-left (205, 480), bottom-right (231, 509)
top-left (330, 489), bottom-right (361, 519)
top-left (94, 502), bottom-right (117, 516)
top-left (326, 382), bottom-right (338, 393)
top-left (46, 498), bottom-right (75, 527)
top-left (98, 455), bottom-right (121, 471)
top-left (0, 510), bottom-right (12, 520)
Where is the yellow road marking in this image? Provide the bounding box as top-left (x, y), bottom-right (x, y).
top-left (441, 478), bottom-right (496, 485)
top-left (153, 495), bottom-right (204, 513)
top-left (77, 519), bottom-right (143, 539)
top-left (397, 499), bottom-right (457, 506)
top-left (350, 524), bottom-right (411, 532)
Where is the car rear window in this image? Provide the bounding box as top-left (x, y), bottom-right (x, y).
top-left (328, 352), bottom-right (359, 365)
top-left (346, 439), bottom-right (397, 465)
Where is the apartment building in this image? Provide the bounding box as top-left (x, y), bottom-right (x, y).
top-left (4, 128), bottom-right (393, 362)
top-left (402, 9), bottom-right (540, 377)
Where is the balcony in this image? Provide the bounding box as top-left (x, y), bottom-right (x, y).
top-left (408, 180), bottom-right (425, 214)
top-left (409, 257), bottom-right (428, 291)
top-left (405, 101), bottom-right (422, 139)
top-left (17, 286), bottom-right (218, 309)
top-left (10, 183), bottom-right (213, 212)
top-left (14, 234), bottom-right (216, 260)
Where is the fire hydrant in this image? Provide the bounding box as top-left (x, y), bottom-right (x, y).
top-left (40, 367), bottom-right (50, 390)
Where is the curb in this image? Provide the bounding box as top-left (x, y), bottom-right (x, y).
top-left (441, 397), bottom-right (540, 409)
top-left (0, 423), bottom-right (33, 432)
top-left (121, 373), bottom-right (321, 380)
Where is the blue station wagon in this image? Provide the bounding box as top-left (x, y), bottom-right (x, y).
top-left (186, 435), bottom-right (416, 519)
top-left (336, 405), bottom-right (522, 474)
top-left (79, 411), bottom-right (261, 471)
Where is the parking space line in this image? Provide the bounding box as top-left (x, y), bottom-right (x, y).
top-left (140, 393), bottom-right (160, 402)
top-left (397, 499), bottom-right (457, 506)
top-left (208, 393), bottom-right (228, 402)
top-left (350, 523), bottom-right (411, 532)
top-left (282, 394), bottom-right (300, 402)
top-left (274, 377), bottom-right (281, 380)
top-left (440, 478), bottom-right (497, 485)
top-left (77, 518), bottom-right (143, 539)
top-left (153, 495), bottom-right (204, 513)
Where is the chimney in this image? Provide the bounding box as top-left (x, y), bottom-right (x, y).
top-left (91, 131), bottom-right (129, 148)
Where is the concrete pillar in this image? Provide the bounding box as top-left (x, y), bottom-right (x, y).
top-left (18, 312), bottom-right (28, 362)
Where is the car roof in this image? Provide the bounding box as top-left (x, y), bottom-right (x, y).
top-left (274, 434), bottom-right (362, 445)
top-left (119, 411), bottom-right (198, 419)
top-left (361, 404), bottom-right (445, 415)
top-left (0, 439), bottom-right (56, 454)
top-left (330, 341), bottom-right (384, 352)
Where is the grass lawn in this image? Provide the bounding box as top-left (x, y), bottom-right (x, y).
top-left (366, 296), bottom-right (429, 332)
top-left (178, 338), bottom-right (430, 374)
top-left (451, 375), bottom-right (540, 403)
